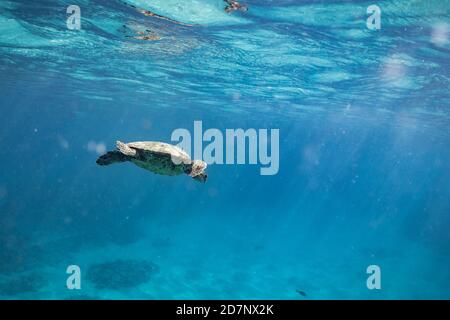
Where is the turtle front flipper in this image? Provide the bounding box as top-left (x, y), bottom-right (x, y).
top-left (116, 141), bottom-right (137, 157)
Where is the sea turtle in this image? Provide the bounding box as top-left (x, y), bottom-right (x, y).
top-left (96, 141), bottom-right (207, 183)
top-left (224, 0), bottom-right (248, 13)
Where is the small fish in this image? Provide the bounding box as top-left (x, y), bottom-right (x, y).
top-left (296, 289), bottom-right (307, 297)
top-left (224, 0), bottom-right (248, 13)
top-left (120, 1), bottom-right (193, 27)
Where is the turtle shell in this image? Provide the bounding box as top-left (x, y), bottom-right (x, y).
top-left (126, 141), bottom-right (191, 176)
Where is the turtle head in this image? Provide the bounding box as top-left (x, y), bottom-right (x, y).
top-left (189, 160), bottom-right (208, 183)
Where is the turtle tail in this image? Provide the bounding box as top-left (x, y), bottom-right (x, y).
top-left (96, 151), bottom-right (129, 166)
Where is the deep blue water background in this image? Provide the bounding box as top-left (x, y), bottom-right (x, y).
top-left (0, 0), bottom-right (449, 299)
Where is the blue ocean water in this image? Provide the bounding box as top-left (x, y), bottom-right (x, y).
top-left (0, 0), bottom-right (449, 300)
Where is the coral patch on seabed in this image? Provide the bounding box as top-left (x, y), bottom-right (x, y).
top-left (87, 259), bottom-right (159, 290)
top-left (0, 273), bottom-right (45, 296)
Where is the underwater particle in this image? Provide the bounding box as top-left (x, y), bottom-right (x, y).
top-left (86, 259), bottom-right (159, 290)
top-left (431, 23), bottom-right (449, 46)
top-left (296, 289), bottom-right (307, 297)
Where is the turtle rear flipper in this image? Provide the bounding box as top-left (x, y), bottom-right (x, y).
top-left (116, 140), bottom-right (137, 156)
top-left (96, 151), bottom-right (129, 166)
